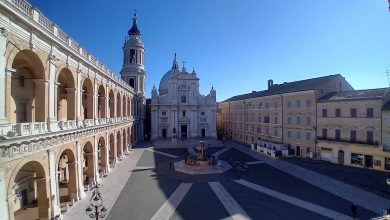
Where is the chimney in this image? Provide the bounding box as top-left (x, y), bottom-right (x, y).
top-left (268, 79), bottom-right (273, 89)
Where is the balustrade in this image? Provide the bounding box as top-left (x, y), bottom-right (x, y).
top-left (12, 122), bottom-right (47, 136)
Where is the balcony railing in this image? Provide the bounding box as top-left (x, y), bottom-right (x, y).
top-left (11, 122), bottom-right (47, 136)
top-left (317, 136), bottom-right (379, 146)
top-left (58, 120), bottom-right (77, 130)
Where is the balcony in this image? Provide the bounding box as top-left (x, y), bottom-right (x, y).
top-left (7, 116), bottom-right (131, 137)
top-left (317, 136), bottom-right (379, 147)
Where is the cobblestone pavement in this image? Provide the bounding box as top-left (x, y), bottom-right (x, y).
top-left (66, 140), bottom-right (385, 220)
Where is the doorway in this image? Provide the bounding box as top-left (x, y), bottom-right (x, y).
top-left (365, 155), bottom-right (373, 168)
top-left (162, 129), bottom-right (167, 138)
top-left (296, 146), bottom-right (301, 157)
top-left (338, 150), bottom-right (344, 164)
top-left (181, 125), bottom-right (187, 138)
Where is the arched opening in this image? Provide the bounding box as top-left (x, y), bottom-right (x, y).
top-left (117, 131), bottom-right (122, 159)
top-left (57, 149), bottom-right (77, 210)
top-left (109, 89), bottom-right (115, 118)
top-left (338, 150), bottom-right (344, 164)
top-left (82, 141), bottom-right (95, 187)
top-left (9, 50), bottom-right (46, 123)
top-left (11, 161), bottom-right (49, 220)
top-left (123, 128), bottom-right (127, 153)
top-left (97, 85), bottom-right (106, 119)
top-left (129, 78), bottom-right (135, 89)
top-left (116, 92), bottom-right (122, 117)
top-left (98, 136), bottom-right (107, 176)
top-left (57, 68), bottom-right (76, 122)
top-left (122, 95), bottom-right (126, 118)
top-left (81, 78), bottom-right (93, 120)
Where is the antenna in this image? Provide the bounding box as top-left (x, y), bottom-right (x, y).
top-left (387, 69), bottom-right (390, 88)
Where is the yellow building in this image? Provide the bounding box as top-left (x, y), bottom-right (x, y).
top-left (317, 88), bottom-right (390, 171)
top-left (219, 75), bottom-right (353, 157)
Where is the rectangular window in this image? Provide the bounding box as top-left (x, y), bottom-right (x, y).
top-left (296, 116), bottom-right (301, 125)
top-left (335, 129), bottom-right (341, 141)
top-left (350, 130), bottom-right (356, 143)
top-left (287, 101), bottom-right (291, 108)
top-left (264, 116), bottom-right (270, 123)
top-left (182, 110), bottom-right (186, 117)
top-left (287, 130), bottom-right (291, 138)
top-left (351, 153), bottom-right (363, 166)
top-left (306, 116), bottom-right (311, 126)
top-left (306, 132), bottom-right (311, 141)
top-left (322, 128), bottom-right (327, 139)
top-left (162, 111), bottom-right (167, 116)
top-left (322, 109), bottom-right (327, 117)
top-left (306, 99), bottom-right (311, 107)
top-left (367, 108), bottom-right (373, 118)
top-left (258, 114), bottom-right (262, 123)
top-left (265, 103), bottom-right (269, 109)
top-left (265, 128), bottom-right (269, 135)
top-left (274, 129), bottom-right (278, 137)
top-left (367, 131), bottom-right (374, 144)
top-left (351, 108), bottom-right (357, 117)
top-left (296, 131), bottom-right (301, 140)
top-left (274, 116), bottom-right (278, 124)
top-left (296, 100), bottom-right (301, 108)
top-left (335, 108), bottom-right (341, 117)
top-left (181, 95), bottom-right (187, 103)
top-left (288, 116), bottom-right (292, 125)
top-left (201, 112), bottom-right (205, 116)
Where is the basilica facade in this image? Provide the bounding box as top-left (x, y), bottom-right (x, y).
top-left (150, 55), bottom-right (217, 140)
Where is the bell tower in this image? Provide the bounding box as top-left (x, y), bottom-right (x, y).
top-left (120, 13), bottom-right (146, 95)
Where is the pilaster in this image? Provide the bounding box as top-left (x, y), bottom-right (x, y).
top-left (0, 27), bottom-right (9, 128)
top-left (75, 141), bottom-right (85, 199)
top-left (47, 149), bottom-right (61, 218)
top-left (0, 166), bottom-right (10, 220)
top-left (48, 54), bottom-right (58, 132)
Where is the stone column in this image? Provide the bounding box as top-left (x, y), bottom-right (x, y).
top-left (93, 136), bottom-right (100, 183)
top-left (105, 133), bottom-right (111, 173)
top-left (76, 70), bottom-right (82, 127)
top-left (114, 92), bottom-right (117, 118)
top-left (75, 141), bottom-right (85, 199)
top-left (105, 85), bottom-right (109, 120)
top-left (47, 149), bottom-right (61, 218)
top-left (93, 91), bottom-right (98, 125)
top-left (47, 56), bottom-right (58, 132)
top-left (67, 162), bottom-right (78, 200)
top-left (0, 27), bottom-right (9, 129)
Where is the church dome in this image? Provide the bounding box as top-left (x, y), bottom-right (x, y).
top-left (128, 13), bottom-right (140, 36)
top-left (159, 54), bottom-right (179, 95)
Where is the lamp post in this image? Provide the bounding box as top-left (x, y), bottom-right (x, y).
top-left (85, 184), bottom-right (107, 220)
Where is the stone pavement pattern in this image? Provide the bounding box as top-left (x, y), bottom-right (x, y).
top-left (64, 140), bottom-right (388, 220)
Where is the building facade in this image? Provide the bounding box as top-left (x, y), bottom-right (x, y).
top-left (219, 74), bottom-right (353, 158)
top-left (317, 89), bottom-right (390, 171)
top-left (0, 1), bottom-right (144, 220)
top-left (150, 55), bottom-right (217, 140)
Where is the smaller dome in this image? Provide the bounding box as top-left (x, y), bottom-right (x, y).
top-left (128, 13), bottom-right (140, 36)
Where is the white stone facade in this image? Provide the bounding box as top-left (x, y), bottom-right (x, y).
top-left (151, 55), bottom-right (217, 140)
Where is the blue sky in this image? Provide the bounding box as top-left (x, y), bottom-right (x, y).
top-left (29, 0), bottom-right (390, 101)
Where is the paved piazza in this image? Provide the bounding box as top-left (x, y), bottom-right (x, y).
top-left (64, 140), bottom-right (388, 220)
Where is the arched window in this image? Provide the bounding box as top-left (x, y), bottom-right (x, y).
top-left (129, 78), bottom-right (135, 88)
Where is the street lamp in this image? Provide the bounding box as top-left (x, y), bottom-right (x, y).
top-left (85, 184), bottom-right (107, 219)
